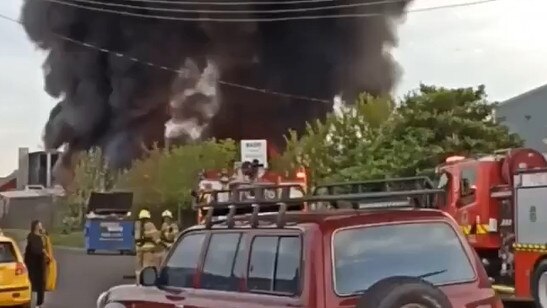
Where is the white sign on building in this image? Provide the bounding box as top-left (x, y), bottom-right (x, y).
top-left (240, 139), bottom-right (268, 168)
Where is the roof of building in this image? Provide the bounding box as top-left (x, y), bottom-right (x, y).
top-left (0, 186), bottom-right (65, 199)
top-left (0, 189), bottom-right (50, 199)
top-left (499, 83), bottom-right (547, 107)
top-left (0, 170), bottom-right (17, 188)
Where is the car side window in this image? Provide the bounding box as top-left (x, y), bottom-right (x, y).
top-left (459, 167), bottom-right (477, 206)
top-left (201, 233), bottom-right (242, 291)
top-left (160, 232), bottom-right (206, 288)
top-left (248, 236), bottom-right (277, 291)
top-left (274, 237), bottom-right (301, 293)
top-left (247, 236), bottom-right (301, 295)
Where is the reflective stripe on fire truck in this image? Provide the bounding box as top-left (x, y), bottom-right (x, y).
top-left (513, 243), bottom-right (547, 253)
top-left (460, 224), bottom-right (490, 235)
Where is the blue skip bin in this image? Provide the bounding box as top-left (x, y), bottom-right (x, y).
top-left (84, 191), bottom-right (135, 255)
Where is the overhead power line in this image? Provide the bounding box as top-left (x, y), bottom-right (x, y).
top-left (38, 0), bottom-right (502, 22)
top-left (58, 0), bottom-right (407, 15)
top-left (0, 12), bottom-right (331, 103)
top-left (0, 0), bottom-right (504, 102)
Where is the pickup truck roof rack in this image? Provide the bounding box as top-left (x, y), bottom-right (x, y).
top-left (193, 183), bottom-right (306, 223)
top-left (312, 177), bottom-right (438, 212)
top-left (312, 176), bottom-right (435, 194)
top-left (193, 183), bottom-right (443, 229)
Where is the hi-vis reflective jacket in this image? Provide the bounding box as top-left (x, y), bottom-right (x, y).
top-left (135, 220), bottom-right (161, 252)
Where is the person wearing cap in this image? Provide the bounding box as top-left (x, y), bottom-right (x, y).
top-left (159, 210), bottom-right (179, 263)
top-left (134, 208), bottom-right (161, 279)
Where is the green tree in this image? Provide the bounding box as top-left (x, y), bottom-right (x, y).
top-left (116, 139), bottom-right (237, 214)
top-left (63, 147), bottom-right (118, 227)
top-left (391, 84), bottom-right (523, 176)
top-left (275, 85), bottom-right (523, 184)
top-left (272, 94), bottom-right (395, 185)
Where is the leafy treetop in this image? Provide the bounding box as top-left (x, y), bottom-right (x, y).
top-left (273, 84), bottom-right (523, 185)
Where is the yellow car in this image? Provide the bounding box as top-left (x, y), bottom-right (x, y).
top-left (0, 230), bottom-right (31, 307)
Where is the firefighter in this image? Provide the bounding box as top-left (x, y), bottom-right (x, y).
top-left (159, 210), bottom-right (179, 262)
top-left (219, 168), bottom-right (230, 190)
top-left (135, 208), bottom-right (161, 278)
top-left (241, 161), bottom-right (253, 181)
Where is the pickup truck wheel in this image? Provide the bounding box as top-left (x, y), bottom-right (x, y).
top-left (531, 260), bottom-right (547, 307)
top-left (356, 276), bottom-right (452, 308)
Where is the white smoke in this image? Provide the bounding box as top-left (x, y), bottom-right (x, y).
top-left (165, 58), bottom-right (220, 143)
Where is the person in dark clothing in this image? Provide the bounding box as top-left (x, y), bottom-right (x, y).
top-left (24, 220), bottom-right (48, 307)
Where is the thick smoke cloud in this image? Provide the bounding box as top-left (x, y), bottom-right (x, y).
top-left (20, 0), bottom-right (411, 183)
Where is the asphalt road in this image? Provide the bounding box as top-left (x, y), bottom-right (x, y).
top-left (44, 248), bottom-right (134, 308)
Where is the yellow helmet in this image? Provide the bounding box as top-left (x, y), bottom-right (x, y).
top-left (162, 210), bottom-right (173, 219)
top-left (138, 209), bottom-right (151, 219)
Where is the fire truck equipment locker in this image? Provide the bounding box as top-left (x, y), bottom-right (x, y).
top-left (512, 170), bottom-right (547, 301)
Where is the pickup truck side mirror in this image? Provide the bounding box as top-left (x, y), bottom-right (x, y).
top-left (139, 266), bottom-right (158, 286)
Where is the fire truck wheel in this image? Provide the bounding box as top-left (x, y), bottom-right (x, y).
top-left (356, 276), bottom-right (452, 308)
top-left (531, 259), bottom-right (547, 307)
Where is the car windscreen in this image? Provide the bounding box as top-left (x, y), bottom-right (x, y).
top-left (332, 221), bottom-right (476, 296)
top-left (0, 242), bottom-right (17, 263)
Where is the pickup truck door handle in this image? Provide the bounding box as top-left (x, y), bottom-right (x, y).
top-left (165, 294), bottom-right (186, 301)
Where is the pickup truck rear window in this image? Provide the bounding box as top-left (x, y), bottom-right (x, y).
top-left (0, 242), bottom-right (16, 263)
top-left (332, 222), bottom-right (475, 296)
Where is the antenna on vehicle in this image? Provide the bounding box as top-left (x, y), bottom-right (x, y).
top-left (226, 205), bottom-right (236, 228)
top-left (277, 203), bottom-right (288, 228)
top-left (250, 204), bottom-right (260, 228)
top-left (204, 207), bottom-right (214, 229)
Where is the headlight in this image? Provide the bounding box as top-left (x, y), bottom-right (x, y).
top-left (96, 291), bottom-right (108, 308)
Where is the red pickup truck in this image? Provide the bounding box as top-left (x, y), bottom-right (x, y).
top-left (97, 182), bottom-right (502, 308)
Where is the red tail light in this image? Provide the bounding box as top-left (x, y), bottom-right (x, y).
top-left (15, 262), bottom-right (27, 276)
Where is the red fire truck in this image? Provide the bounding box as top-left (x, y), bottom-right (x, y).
top-left (195, 140), bottom-right (307, 224)
top-left (434, 148), bottom-right (547, 304)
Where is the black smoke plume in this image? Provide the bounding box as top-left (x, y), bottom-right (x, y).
top-left (20, 0), bottom-right (411, 183)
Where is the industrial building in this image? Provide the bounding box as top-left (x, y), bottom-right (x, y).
top-left (0, 148), bottom-right (63, 230)
top-left (495, 84), bottom-right (547, 152)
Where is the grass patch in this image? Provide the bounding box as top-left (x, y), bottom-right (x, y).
top-left (1, 229), bottom-right (84, 248)
top-left (50, 231), bottom-right (84, 248)
top-left (2, 229), bottom-right (28, 242)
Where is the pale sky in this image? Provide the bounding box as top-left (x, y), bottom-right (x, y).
top-left (1, 0), bottom-right (546, 176)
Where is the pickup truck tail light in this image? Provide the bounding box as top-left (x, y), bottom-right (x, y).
top-left (15, 262), bottom-right (27, 276)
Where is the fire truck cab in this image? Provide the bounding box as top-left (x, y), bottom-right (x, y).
top-left (434, 148), bottom-right (547, 304)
